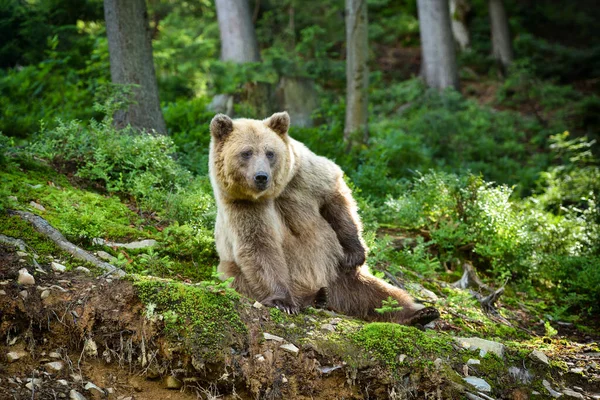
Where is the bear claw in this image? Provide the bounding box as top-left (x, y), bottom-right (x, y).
top-left (406, 306), bottom-right (440, 327)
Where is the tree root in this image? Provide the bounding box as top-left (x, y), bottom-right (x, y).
top-left (9, 210), bottom-right (125, 277)
top-left (452, 261), bottom-right (506, 316)
top-left (0, 234), bottom-right (27, 251)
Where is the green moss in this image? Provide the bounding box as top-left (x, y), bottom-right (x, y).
top-left (0, 214), bottom-right (60, 256)
top-left (351, 323), bottom-right (452, 369)
top-left (134, 277), bottom-right (247, 363)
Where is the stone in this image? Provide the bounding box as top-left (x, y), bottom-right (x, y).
top-left (0, 290), bottom-right (6, 295)
top-left (320, 324), bottom-right (335, 332)
top-left (30, 201), bottom-right (46, 211)
top-left (255, 354), bottom-right (265, 362)
top-left (467, 359), bottom-right (481, 365)
top-left (96, 251), bottom-right (115, 261)
top-left (508, 366), bottom-right (533, 384)
top-left (45, 361), bottom-right (64, 373)
top-left (165, 376), bottom-right (182, 389)
top-left (570, 367), bottom-right (584, 374)
top-left (84, 339), bottom-right (98, 357)
top-left (252, 301), bottom-right (263, 309)
top-left (279, 343), bottom-right (299, 355)
top-left (562, 389), bottom-right (584, 399)
top-left (263, 332), bottom-right (284, 342)
top-left (25, 382), bottom-right (36, 391)
top-left (57, 379), bottom-right (68, 386)
top-left (281, 376), bottom-right (288, 384)
top-left (455, 337), bottom-right (505, 358)
top-left (17, 251), bottom-right (28, 257)
top-left (75, 267), bottom-right (91, 274)
top-left (530, 349), bottom-right (549, 365)
top-left (398, 354), bottom-right (407, 363)
top-left (329, 318), bottom-right (342, 325)
top-left (17, 268), bottom-right (35, 285)
top-left (318, 365), bottom-right (342, 374)
top-left (51, 262), bottom-right (67, 273)
top-left (84, 382), bottom-right (104, 397)
top-left (19, 290), bottom-right (28, 299)
top-left (463, 376), bottom-right (491, 392)
top-left (41, 290), bottom-right (50, 300)
top-left (542, 379), bottom-right (563, 398)
top-left (69, 390), bottom-right (87, 400)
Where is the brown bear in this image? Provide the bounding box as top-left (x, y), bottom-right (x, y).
top-left (209, 111), bottom-right (439, 326)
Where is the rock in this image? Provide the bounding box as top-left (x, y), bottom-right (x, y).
top-left (18, 268), bottom-right (35, 285)
top-left (318, 364), bottom-right (343, 374)
top-left (542, 379), bottom-right (563, 398)
top-left (17, 251), bottom-right (28, 257)
top-left (30, 201), bottom-right (46, 211)
top-left (84, 382), bottom-right (104, 397)
top-left (19, 290), bottom-right (28, 299)
top-left (562, 389), bottom-right (584, 399)
top-left (0, 290), bottom-right (6, 295)
top-left (329, 318), bottom-right (342, 325)
top-left (41, 290), bottom-right (50, 299)
top-left (8, 195), bottom-right (18, 201)
top-left (281, 376), bottom-right (288, 384)
top-left (57, 379), bottom-right (68, 386)
top-left (84, 339), bottom-right (98, 357)
top-left (71, 374), bottom-right (83, 382)
top-left (263, 332), bottom-right (284, 342)
top-left (252, 301), bottom-right (263, 309)
top-left (467, 359), bottom-right (481, 365)
top-left (96, 251), bottom-right (115, 261)
top-left (455, 337), bottom-right (505, 358)
top-left (530, 349), bottom-right (549, 365)
top-left (93, 238), bottom-right (157, 249)
top-left (570, 367), bottom-right (584, 374)
top-left (463, 377), bottom-right (491, 392)
top-left (280, 343), bottom-right (299, 355)
top-left (508, 366), bottom-right (533, 384)
top-left (398, 354), bottom-right (407, 363)
top-left (51, 262), bottom-right (67, 273)
top-left (320, 324), bottom-right (335, 332)
top-left (25, 381), bottom-right (36, 391)
top-left (44, 361), bottom-right (64, 373)
top-left (255, 354), bottom-right (265, 362)
top-left (69, 390), bottom-right (87, 400)
top-left (264, 349), bottom-right (274, 365)
top-left (75, 267), bottom-right (91, 274)
top-left (165, 376), bottom-right (182, 389)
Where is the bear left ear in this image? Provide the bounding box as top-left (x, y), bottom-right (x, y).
top-left (265, 111), bottom-right (290, 136)
top-left (210, 114), bottom-right (234, 141)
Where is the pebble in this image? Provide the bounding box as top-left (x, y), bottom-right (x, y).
top-left (530, 349), bottom-right (549, 365)
top-left (467, 359), bottom-right (481, 365)
top-left (263, 332), bottom-right (284, 342)
top-left (0, 290), bottom-right (6, 295)
top-left (455, 337), bottom-right (505, 358)
top-left (165, 376), bottom-right (183, 389)
top-left (84, 382), bottom-right (104, 397)
top-left (255, 354), bottom-right (265, 362)
top-left (84, 338), bottom-right (98, 357)
top-left (542, 379), bottom-right (563, 398)
top-left (252, 301), bottom-right (263, 309)
top-left (17, 251), bottom-right (28, 257)
top-left (281, 376), bottom-right (288, 383)
top-left (44, 361), bottom-right (64, 373)
top-left (51, 262), bottom-right (67, 273)
top-left (41, 290), bottom-right (50, 299)
top-left (75, 266), bottom-right (91, 274)
top-left (17, 268), bottom-right (35, 285)
top-left (30, 201), bottom-right (46, 211)
top-left (19, 290), bottom-right (28, 299)
top-left (562, 389), bottom-right (584, 399)
top-left (49, 352), bottom-right (61, 359)
top-left (280, 343), bottom-right (299, 355)
top-left (57, 379), bottom-right (68, 386)
top-left (96, 251), bottom-right (115, 261)
top-left (69, 389), bottom-right (87, 400)
top-left (320, 323), bottom-right (335, 332)
top-left (463, 376), bottom-right (491, 392)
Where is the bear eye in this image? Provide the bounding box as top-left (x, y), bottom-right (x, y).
top-left (240, 150), bottom-right (253, 159)
top-left (266, 150), bottom-right (275, 160)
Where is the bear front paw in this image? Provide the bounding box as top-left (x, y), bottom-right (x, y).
top-left (340, 248), bottom-right (366, 270)
top-left (262, 297), bottom-right (299, 315)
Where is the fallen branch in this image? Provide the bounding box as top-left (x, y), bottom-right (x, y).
top-left (10, 210), bottom-right (125, 277)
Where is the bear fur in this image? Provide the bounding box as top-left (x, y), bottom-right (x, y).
top-left (209, 111), bottom-right (439, 325)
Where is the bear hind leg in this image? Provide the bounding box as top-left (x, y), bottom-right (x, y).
top-left (327, 267), bottom-right (439, 326)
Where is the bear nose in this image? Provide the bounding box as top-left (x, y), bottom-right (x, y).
top-left (254, 172), bottom-right (269, 184)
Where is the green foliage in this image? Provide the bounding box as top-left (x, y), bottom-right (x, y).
top-left (374, 297), bottom-right (403, 315)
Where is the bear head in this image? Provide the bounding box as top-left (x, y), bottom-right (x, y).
top-left (209, 111), bottom-right (296, 201)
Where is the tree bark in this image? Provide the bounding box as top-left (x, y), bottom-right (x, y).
top-left (344, 0), bottom-right (369, 146)
top-left (215, 0), bottom-right (260, 63)
top-left (489, 0), bottom-right (514, 73)
top-left (450, 0), bottom-right (471, 51)
top-left (104, 0), bottom-right (166, 134)
top-left (417, 0), bottom-right (460, 91)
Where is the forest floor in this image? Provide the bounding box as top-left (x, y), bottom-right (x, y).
top-left (1, 163), bottom-right (600, 400)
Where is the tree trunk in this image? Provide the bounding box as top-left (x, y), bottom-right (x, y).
top-left (489, 0), bottom-right (513, 73)
top-left (450, 0), bottom-right (471, 51)
top-left (215, 0), bottom-right (260, 63)
top-left (344, 0), bottom-right (369, 146)
top-left (104, 0), bottom-right (166, 134)
top-left (417, 0), bottom-right (460, 91)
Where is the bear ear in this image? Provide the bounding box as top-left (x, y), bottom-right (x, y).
top-left (210, 114), bottom-right (234, 141)
top-left (265, 111), bottom-right (290, 136)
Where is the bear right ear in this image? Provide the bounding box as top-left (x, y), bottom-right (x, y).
top-left (210, 114), bottom-right (234, 141)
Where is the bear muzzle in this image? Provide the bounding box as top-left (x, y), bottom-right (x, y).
top-left (253, 172), bottom-right (270, 191)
